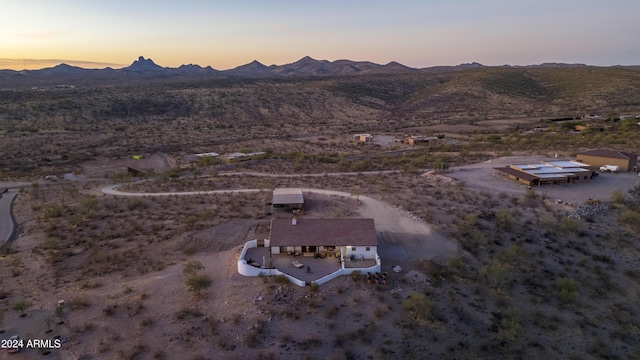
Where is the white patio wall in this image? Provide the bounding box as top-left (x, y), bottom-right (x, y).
top-left (239, 240), bottom-right (381, 287)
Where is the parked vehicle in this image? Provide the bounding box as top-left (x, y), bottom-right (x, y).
top-left (599, 165), bottom-right (620, 173)
top-left (6, 335), bottom-right (21, 353)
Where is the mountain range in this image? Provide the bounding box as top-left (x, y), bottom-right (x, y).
top-left (4, 56), bottom-right (634, 82)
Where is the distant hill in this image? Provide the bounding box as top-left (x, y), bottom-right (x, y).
top-left (5, 56), bottom-right (630, 87)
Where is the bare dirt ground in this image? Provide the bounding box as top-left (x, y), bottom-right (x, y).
top-left (2, 181), bottom-right (456, 360)
top-left (447, 155), bottom-right (640, 205)
top-left (4, 155), bottom-right (640, 359)
top-left (79, 153), bottom-right (177, 178)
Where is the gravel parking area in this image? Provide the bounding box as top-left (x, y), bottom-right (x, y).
top-left (447, 156), bottom-right (640, 205)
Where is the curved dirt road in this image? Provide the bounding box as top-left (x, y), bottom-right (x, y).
top-left (102, 185), bottom-right (460, 264)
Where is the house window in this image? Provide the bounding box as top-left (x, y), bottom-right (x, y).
top-left (351, 246), bottom-right (356, 251)
top-left (366, 247), bottom-right (370, 251)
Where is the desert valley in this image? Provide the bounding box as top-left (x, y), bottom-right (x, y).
top-left (1, 56), bottom-right (640, 359)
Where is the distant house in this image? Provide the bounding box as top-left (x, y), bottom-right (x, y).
top-left (272, 188), bottom-right (304, 210)
top-left (223, 151), bottom-right (266, 162)
top-left (194, 152), bottom-right (220, 158)
top-left (269, 218), bottom-right (378, 260)
top-left (354, 134), bottom-right (373, 143)
top-left (407, 135), bottom-right (438, 145)
top-left (576, 149), bottom-right (638, 172)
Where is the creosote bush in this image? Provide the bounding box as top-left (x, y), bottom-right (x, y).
top-left (555, 277), bottom-right (579, 305)
top-left (402, 292), bottom-right (435, 324)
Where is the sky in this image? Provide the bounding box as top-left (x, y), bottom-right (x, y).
top-left (1, 0), bottom-right (639, 70)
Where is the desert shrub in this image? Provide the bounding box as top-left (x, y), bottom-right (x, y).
top-left (611, 190), bottom-right (626, 205)
top-left (495, 208), bottom-right (515, 231)
top-left (183, 260), bottom-right (204, 277)
top-left (479, 260), bottom-right (514, 289)
top-left (273, 274), bottom-right (290, 284)
top-left (102, 304), bottom-right (118, 317)
top-left (496, 244), bottom-right (527, 265)
top-left (350, 270), bottom-right (362, 282)
top-left (448, 258), bottom-right (466, 274)
top-left (174, 307), bottom-right (203, 320)
top-left (12, 300), bottom-right (31, 317)
top-left (309, 282), bottom-right (319, 292)
top-left (185, 274), bottom-right (212, 297)
top-left (497, 308), bottom-right (524, 342)
top-left (555, 277), bottom-right (579, 305)
top-left (41, 204), bottom-right (64, 219)
top-left (402, 292), bottom-right (435, 324)
top-left (560, 217), bottom-right (581, 235)
top-left (619, 209), bottom-right (640, 228)
top-left (325, 306), bottom-right (340, 318)
top-left (297, 337), bottom-right (323, 350)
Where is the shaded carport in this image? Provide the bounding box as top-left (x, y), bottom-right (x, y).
top-left (493, 167), bottom-right (539, 186)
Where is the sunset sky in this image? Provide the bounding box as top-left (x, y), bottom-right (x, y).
top-left (1, 0), bottom-right (639, 70)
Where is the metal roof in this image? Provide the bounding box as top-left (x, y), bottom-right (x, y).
top-left (578, 149), bottom-right (637, 160)
top-left (528, 168), bottom-right (582, 174)
top-left (272, 188), bottom-right (304, 205)
top-left (544, 160), bottom-right (585, 168)
top-left (494, 167), bottom-right (538, 181)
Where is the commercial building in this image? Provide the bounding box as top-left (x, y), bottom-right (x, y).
top-left (576, 149), bottom-right (638, 172)
top-left (494, 161), bottom-right (595, 187)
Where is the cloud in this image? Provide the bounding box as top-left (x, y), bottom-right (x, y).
top-left (0, 58), bottom-right (125, 70)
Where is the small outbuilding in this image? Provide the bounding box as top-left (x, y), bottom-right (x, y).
top-left (272, 188), bottom-right (304, 210)
top-left (407, 136), bottom-right (438, 146)
top-left (354, 133), bottom-right (373, 143)
top-left (576, 149), bottom-right (638, 172)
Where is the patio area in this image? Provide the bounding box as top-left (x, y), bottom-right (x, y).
top-left (244, 246), bottom-right (343, 283)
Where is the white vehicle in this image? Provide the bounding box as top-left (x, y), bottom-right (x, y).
top-left (599, 165), bottom-right (620, 173)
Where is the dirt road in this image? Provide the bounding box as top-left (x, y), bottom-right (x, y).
top-left (102, 185), bottom-right (460, 265)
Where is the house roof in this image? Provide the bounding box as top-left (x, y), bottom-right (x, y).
top-left (269, 218), bottom-right (377, 247)
top-left (494, 167), bottom-right (538, 181)
top-left (577, 149), bottom-right (637, 160)
top-left (272, 188), bottom-right (304, 205)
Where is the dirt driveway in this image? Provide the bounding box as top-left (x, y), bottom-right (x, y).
top-left (299, 189), bottom-right (460, 267)
top-left (447, 155), bottom-right (640, 204)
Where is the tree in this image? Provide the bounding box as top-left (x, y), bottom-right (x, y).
top-left (12, 300), bottom-right (31, 317)
top-left (183, 260), bottom-right (204, 277)
top-left (185, 274), bottom-right (212, 297)
top-left (183, 261), bottom-right (211, 297)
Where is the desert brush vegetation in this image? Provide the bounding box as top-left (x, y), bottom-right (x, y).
top-left (1, 66), bottom-right (640, 358)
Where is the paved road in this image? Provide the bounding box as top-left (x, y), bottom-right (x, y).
top-left (0, 190), bottom-right (19, 242)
